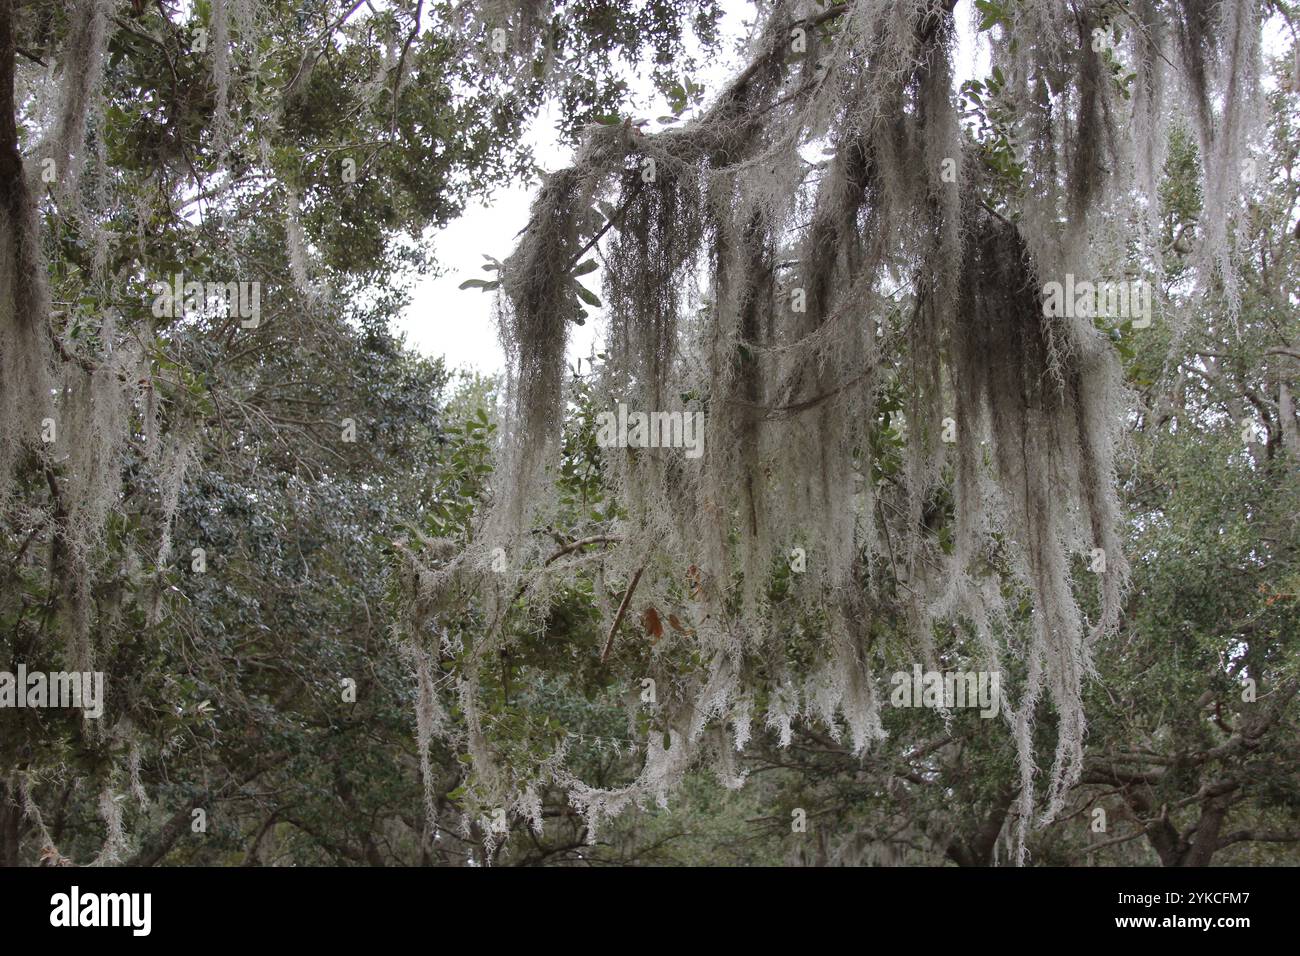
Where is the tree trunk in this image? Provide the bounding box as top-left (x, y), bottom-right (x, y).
top-left (944, 786), bottom-right (1016, 866)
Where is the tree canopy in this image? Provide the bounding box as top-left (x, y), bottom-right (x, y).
top-left (0, 0), bottom-right (1296, 867)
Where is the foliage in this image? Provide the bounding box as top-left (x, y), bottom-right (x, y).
top-left (0, 0), bottom-right (1295, 868)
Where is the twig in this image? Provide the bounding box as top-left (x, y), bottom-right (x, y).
top-left (1087, 826), bottom-right (1151, 854)
top-left (503, 534), bottom-right (623, 611)
top-left (543, 535), bottom-right (622, 567)
top-left (600, 563), bottom-right (645, 664)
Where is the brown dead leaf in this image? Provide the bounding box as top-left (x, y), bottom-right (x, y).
top-left (641, 606), bottom-right (665, 643)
